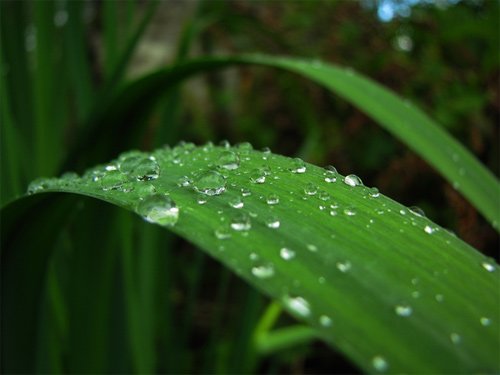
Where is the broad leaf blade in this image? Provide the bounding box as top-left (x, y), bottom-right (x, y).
top-left (16, 144), bottom-right (499, 374)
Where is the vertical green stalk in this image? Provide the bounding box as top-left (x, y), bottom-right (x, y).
top-left (103, 0), bottom-right (118, 79)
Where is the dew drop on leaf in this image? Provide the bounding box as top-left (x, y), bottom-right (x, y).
top-left (218, 150), bottom-right (240, 170)
top-left (214, 226), bottom-right (231, 240)
top-left (409, 206), bottom-right (426, 217)
top-left (307, 244), bottom-right (318, 252)
top-left (480, 317), bottom-right (491, 326)
top-left (319, 315), bottom-right (332, 327)
top-left (251, 264), bottom-right (275, 279)
top-left (343, 207), bottom-right (357, 216)
top-left (304, 183), bottom-right (318, 196)
top-left (323, 166), bottom-right (337, 183)
top-left (241, 188), bottom-right (252, 197)
top-left (193, 170), bottom-right (226, 196)
top-left (136, 194), bottom-right (179, 227)
top-left (394, 304), bottom-right (413, 317)
top-left (290, 158), bottom-right (306, 174)
top-left (481, 261), bottom-right (495, 272)
top-left (230, 213), bottom-right (251, 231)
top-left (283, 295), bottom-right (311, 318)
top-left (372, 356), bottom-right (389, 372)
top-left (265, 216), bottom-right (280, 229)
top-left (250, 168), bottom-right (266, 184)
top-left (266, 193), bottom-right (280, 205)
top-left (119, 154), bottom-right (160, 181)
top-left (280, 247), bottom-right (296, 260)
top-left (99, 169), bottom-right (127, 191)
top-left (424, 225), bottom-right (435, 234)
top-left (368, 187), bottom-right (380, 198)
top-left (229, 196), bottom-right (244, 209)
top-left (343, 174), bottom-right (363, 187)
top-left (450, 333), bottom-right (461, 345)
top-left (336, 260), bottom-right (352, 273)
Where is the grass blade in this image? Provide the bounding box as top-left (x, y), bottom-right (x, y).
top-left (15, 144), bottom-right (500, 373)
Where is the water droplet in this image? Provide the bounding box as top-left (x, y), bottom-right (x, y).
top-left (394, 304), bottom-right (412, 317)
top-left (119, 154), bottom-right (160, 181)
top-left (218, 151), bottom-right (240, 170)
top-left (280, 247), bottom-right (296, 260)
top-left (336, 261), bottom-right (352, 273)
top-left (219, 140), bottom-right (231, 148)
top-left (193, 170), bottom-right (226, 196)
top-left (372, 356), bottom-right (389, 372)
top-left (409, 206), bottom-right (426, 217)
top-left (27, 178), bottom-right (52, 194)
top-left (290, 158), bottom-right (306, 174)
top-left (177, 175), bottom-right (192, 187)
top-left (252, 264), bottom-right (275, 279)
top-left (424, 225), bottom-right (434, 234)
top-left (236, 142), bottom-right (253, 153)
top-left (196, 193), bottom-right (208, 205)
top-left (307, 244), bottom-right (317, 252)
top-left (317, 190), bottom-right (330, 201)
top-left (283, 295), bottom-right (311, 318)
top-left (266, 194), bottom-right (280, 205)
top-left (323, 165), bottom-right (338, 182)
top-left (231, 213), bottom-right (251, 231)
top-left (229, 196), bottom-right (244, 209)
top-left (435, 294), bottom-right (444, 302)
top-left (480, 317), bottom-right (491, 326)
top-left (411, 291), bottom-right (420, 299)
top-left (368, 187), bottom-right (380, 198)
top-left (241, 188), bottom-right (252, 197)
top-left (481, 262), bottom-right (495, 272)
top-left (450, 333), bottom-right (461, 344)
top-left (343, 207), bottom-right (357, 216)
top-left (304, 183), bottom-right (318, 196)
top-left (250, 168), bottom-right (266, 184)
top-left (214, 226), bottom-right (231, 239)
top-left (344, 174), bottom-right (363, 187)
top-left (319, 315), bottom-right (332, 327)
top-left (99, 169), bottom-right (127, 190)
top-left (265, 216), bottom-right (280, 229)
top-left (136, 194), bottom-right (179, 226)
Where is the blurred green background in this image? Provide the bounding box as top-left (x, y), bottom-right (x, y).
top-left (1, 0), bottom-right (498, 373)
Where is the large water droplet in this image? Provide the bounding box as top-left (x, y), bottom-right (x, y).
top-left (136, 194), bottom-right (179, 226)
top-left (290, 158), bottom-right (306, 174)
top-left (99, 169), bottom-right (127, 190)
top-left (372, 356), bottom-right (389, 372)
top-left (409, 206), bottom-right (426, 217)
top-left (218, 150), bottom-right (240, 170)
top-left (283, 295), bottom-right (311, 318)
top-left (344, 174), bottom-right (363, 187)
top-left (193, 170), bottom-right (226, 196)
top-left (251, 264), bottom-right (275, 279)
top-left (323, 166), bottom-right (337, 183)
top-left (231, 213), bottom-right (251, 231)
top-left (394, 304), bottom-right (413, 317)
top-left (119, 154), bottom-right (160, 181)
top-left (250, 168), bottom-right (266, 184)
top-left (368, 187), bottom-right (380, 198)
top-left (280, 247), bottom-right (296, 260)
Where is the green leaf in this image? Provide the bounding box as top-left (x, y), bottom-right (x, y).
top-left (9, 144), bottom-right (499, 374)
top-left (67, 56), bottom-right (499, 228)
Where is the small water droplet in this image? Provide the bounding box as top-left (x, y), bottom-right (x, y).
top-left (218, 150), bottom-right (240, 170)
top-left (136, 194), bottom-right (179, 226)
top-left (230, 213), bottom-right (251, 231)
top-left (27, 178), bottom-right (52, 194)
top-left (319, 315), bottom-right (332, 327)
top-left (236, 142), bottom-right (253, 153)
top-left (343, 207), bottom-right (357, 216)
top-left (280, 247), bottom-right (296, 260)
top-left (368, 187), bottom-right (380, 198)
top-left (241, 188), bottom-right (252, 197)
top-left (409, 206), bottom-right (426, 217)
top-left (450, 333), bottom-right (461, 344)
top-left (283, 295), bottom-right (311, 318)
top-left (193, 170), bottom-right (226, 196)
top-left (307, 244), bottom-right (317, 252)
top-left (266, 193), bottom-right (280, 205)
top-left (317, 190), bottom-right (331, 201)
top-left (265, 216), bottom-right (280, 229)
top-left (481, 261), bottom-right (495, 272)
top-left (394, 304), bottom-right (412, 317)
top-left (290, 158), bottom-right (306, 174)
top-left (250, 168), bottom-right (266, 184)
top-left (435, 294), bottom-right (444, 302)
top-left (344, 174), bottom-right (363, 187)
top-left (304, 183), bottom-right (318, 196)
top-left (411, 291), bottom-right (420, 299)
top-left (336, 261), bottom-right (352, 273)
top-left (424, 225), bottom-right (434, 234)
top-left (480, 317), bottom-right (491, 326)
top-left (219, 140), bottom-right (231, 148)
top-left (323, 165), bottom-right (337, 183)
top-left (252, 264), bottom-right (275, 279)
top-left (229, 196), bottom-right (244, 209)
top-left (214, 226), bottom-right (231, 239)
top-left (177, 175), bottom-right (192, 187)
top-left (372, 356), bottom-right (389, 372)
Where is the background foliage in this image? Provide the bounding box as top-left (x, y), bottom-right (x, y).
top-left (1, 0), bottom-right (498, 373)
